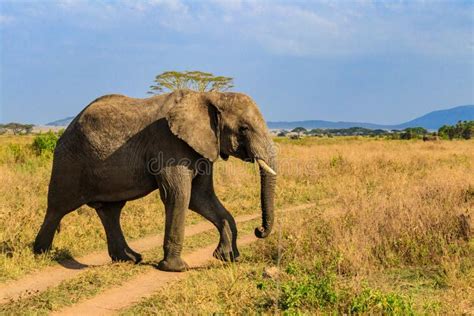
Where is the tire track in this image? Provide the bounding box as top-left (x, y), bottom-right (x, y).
top-left (0, 203), bottom-right (314, 304)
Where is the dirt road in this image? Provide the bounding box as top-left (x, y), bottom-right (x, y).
top-left (0, 203), bottom-right (314, 305)
top-left (54, 234), bottom-right (257, 316)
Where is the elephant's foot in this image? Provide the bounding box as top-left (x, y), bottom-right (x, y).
top-left (33, 242), bottom-right (51, 255)
top-left (33, 220), bottom-right (60, 255)
top-left (157, 256), bottom-right (189, 272)
top-left (213, 245), bottom-right (240, 262)
top-left (110, 247), bottom-right (142, 264)
top-left (33, 235), bottom-right (53, 255)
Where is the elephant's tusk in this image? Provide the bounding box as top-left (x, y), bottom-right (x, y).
top-left (257, 159), bottom-right (277, 175)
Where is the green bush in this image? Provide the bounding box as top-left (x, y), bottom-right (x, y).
top-left (257, 262), bottom-right (415, 314)
top-left (280, 274), bottom-right (338, 310)
top-left (439, 121), bottom-right (474, 140)
top-left (32, 131), bottom-right (61, 155)
top-left (350, 288), bottom-right (414, 314)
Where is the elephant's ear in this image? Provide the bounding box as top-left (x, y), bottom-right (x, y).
top-left (166, 93), bottom-right (221, 162)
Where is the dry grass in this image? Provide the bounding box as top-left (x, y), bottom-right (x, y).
top-left (125, 137), bottom-right (473, 314)
top-left (0, 135), bottom-right (473, 314)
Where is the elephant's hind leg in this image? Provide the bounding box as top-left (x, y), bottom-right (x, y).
top-left (189, 173), bottom-right (239, 262)
top-left (34, 159), bottom-right (85, 255)
top-left (34, 207), bottom-right (71, 254)
top-left (94, 201), bottom-right (142, 263)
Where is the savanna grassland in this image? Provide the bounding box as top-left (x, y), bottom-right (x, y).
top-left (0, 135), bottom-right (473, 314)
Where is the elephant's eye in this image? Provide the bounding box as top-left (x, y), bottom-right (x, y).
top-left (239, 126), bottom-right (249, 135)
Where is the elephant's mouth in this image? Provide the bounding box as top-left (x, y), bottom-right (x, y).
top-left (232, 144), bottom-right (276, 176)
top-left (233, 143), bottom-right (253, 162)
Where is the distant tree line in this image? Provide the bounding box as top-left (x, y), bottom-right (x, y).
top-left (276, 122), bottom-right (473, 140)
top-left (279, 127), bottom-right (399, 138)
top-left (0, 123), bottom-right (34, 135)
top-left (438, 121), bottom-right (473, 140)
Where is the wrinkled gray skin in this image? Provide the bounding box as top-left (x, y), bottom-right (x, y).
top-left (34, 90), bottom-right (276, 272)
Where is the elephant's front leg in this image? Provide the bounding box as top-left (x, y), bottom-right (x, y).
top-left (156, 166), bottom-right (193, 272)
top-left (189, 172), bottom-right (239, 262)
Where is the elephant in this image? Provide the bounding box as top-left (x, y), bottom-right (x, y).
top-left (33, 89), bottom-right (277, 272)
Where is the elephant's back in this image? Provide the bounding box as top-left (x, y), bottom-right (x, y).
top-left (58, 93), bottom-right (170, 160)
top-left (77, 94), bottom-right (159, 138)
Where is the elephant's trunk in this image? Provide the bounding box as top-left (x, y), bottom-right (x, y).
top-left (255, 157), bottom-right (276, 238)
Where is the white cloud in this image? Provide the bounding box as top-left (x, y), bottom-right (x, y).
top-left (3, 0), bottom-right (472, 58)
top-left (209, 0), bottom-right (243, 11)
top-left (148, 0), bottom-right (188, 12)
top-left (0, 14), bottom-right (15, 25)
top-left (130, 0), bottom-right (470, 58)
top-left (56, 0), bottom-right (83, 9)
top-left (232, 1), bottom-right (472, 57)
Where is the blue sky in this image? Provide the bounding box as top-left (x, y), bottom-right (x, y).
top-left (1, 0), bottom-right (473, 124)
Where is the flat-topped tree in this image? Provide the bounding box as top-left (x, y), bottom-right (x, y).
top-left (291, 127), bottom-right (307, 133)
top-left (148, 71), bottom-right (234, 94)
top-left (1, 123), bottom-right (34, 135)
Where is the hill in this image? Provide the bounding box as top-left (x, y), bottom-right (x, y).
top-left (395, 105), bottom-right (474, 130)
top-left (268, 105), bottom-right (474, 130)
top-left (267, 120), bottom-right (388, 130)
top-left (46, 116), bottom-right (75, 126)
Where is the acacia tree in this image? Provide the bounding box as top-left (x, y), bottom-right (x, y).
top-left (0, 123), bottom-right (34, 135)
top-left (148, 71), bottom-right (234, 94)
top-left (291, 127), bottom-right (307, 133)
